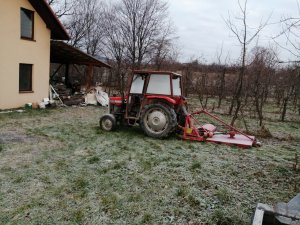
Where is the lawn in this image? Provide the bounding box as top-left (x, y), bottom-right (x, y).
top-left (0, 105), bottom-right (299, 224)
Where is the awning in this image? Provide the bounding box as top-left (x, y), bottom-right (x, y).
top-left (50, 41), bottom-right (111, 68)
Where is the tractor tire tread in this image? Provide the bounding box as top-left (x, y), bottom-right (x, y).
top-left (100, 114), bottom-right (117, 131)
top-left (140, 103), bottom-right (177, 138)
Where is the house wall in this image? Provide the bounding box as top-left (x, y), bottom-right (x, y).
top-left (0, 0), bottom-right (51, 109)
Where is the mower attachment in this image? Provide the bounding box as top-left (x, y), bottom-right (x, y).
top-left (181, 110), bottom-right (259, 148)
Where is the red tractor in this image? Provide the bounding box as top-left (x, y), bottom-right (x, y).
top-left (100, 70), bottom-right (186, 138)
top-left (100, 70), bottom-right (259, 148)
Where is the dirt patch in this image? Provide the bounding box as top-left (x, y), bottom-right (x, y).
top-left (0, 131), bottom-right (39, 144)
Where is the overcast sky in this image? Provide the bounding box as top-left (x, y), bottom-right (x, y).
top-left (167, 0), bottom-right (299, 63)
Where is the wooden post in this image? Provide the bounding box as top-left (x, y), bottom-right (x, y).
top-left (50, 64), bottom-right (63, 82)
top-left (86, 64), bottom-right (93, 90)
top-left (65, 64), bottom-right (70, 88)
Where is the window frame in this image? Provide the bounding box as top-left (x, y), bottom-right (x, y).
top-left (172, 75), bottom-right (182, 96)
top-left (19, 63), bottom-right (33, 93)
top-left (146, 74), bottom-right (171, 95)
top-left (20, 7), bottom-right (34, 41)
top-left (130, 74), bottom-right (145, 94)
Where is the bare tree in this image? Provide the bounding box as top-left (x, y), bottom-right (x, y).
top-left (102, 3), bottom-right (128, 95)
top-left (47, 0), bottom-right (74, 18)
top-left (182, 60), bottom-right (197, 98)
top-left (65, 0), bottom-right (103, 55)
top-left (60, 0), bottom-right (176, 94)
top-left (272, 1), bottom-right (300, 118)
top-left (64, 0), bottom-right (175, 65)
top-left (215, 45), bottom-right (230, 108)
top-left (247, 46), bottom-right (277, 126)
top-left (275, 67), bottom-right (300, 121)
top-left (224, 0), bottom-right (269, 125)
top-left (100, 0), bottom-right (176, 94)
top-left (274, 0), bottom-right (300, 59)
top-left (114, 0), bottom-right (174, 69)
top-left (150, 22), bottom-right (177, 70)
top-left (194, 73), bottom-right (208, 109)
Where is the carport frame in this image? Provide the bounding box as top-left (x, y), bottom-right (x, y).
top-left (50, 40), bottom-right (111, 90)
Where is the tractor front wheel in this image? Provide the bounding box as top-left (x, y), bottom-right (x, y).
top-left (140, 103), bottom-right (177, 138)
top-left (100, 114), bottom-right (117, 131)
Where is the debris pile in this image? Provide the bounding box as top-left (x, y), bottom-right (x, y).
top-left (53, 83), bottom-right (72, 97)
top-left (85, 87), bottom-right (109, 106)
top-left (51, 83), bottom-right (84, 106)
top-left (50, 84), bottom-right (108, 107)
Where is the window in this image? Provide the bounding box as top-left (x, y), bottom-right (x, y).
top-left (21, 8), bottom-right (34, 40)
top-left (19, 64), bottom-right (33, 92)
top-left (146, 74), bottom-right (171, 95)
top-left (130, 74), bottom-right (145, 94)
top-left (172, 76), bottom-right (181, 96)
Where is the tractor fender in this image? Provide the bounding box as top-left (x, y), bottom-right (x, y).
top-left (145, 95), bottom-right (177, 105)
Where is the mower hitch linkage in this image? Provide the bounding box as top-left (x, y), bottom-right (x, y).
top-left (180, 110), bottom-right (259, 148)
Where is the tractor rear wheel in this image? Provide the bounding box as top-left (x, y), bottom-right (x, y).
top-left (100, 114), bottom-right (117, 131)
top-left (140, 103), bottom-right (177, 138)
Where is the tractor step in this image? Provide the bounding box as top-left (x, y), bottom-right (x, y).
top-left (127, 116), bottom-right (139, 119)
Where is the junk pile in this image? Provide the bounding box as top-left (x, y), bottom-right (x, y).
top-left (51, 83), bottom-right (84, 106)
top-left (23, 98), bottom-right (54, 109)
top-left (252, 194), bottom-right (300, 225)
top-left (50, 84), bottom-right (108, 107)
top-left (85, 86), bottom-right (109, 106)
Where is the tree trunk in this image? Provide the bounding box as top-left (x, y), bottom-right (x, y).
top-left (228, 97), bottom-right (235, 115)
top-left (230, 72), bottom-right (244, 125)
top-left (231, 98), bottom-right (241, 125)
top-left (281, 97), bottom-right (288, 122)
top-left (218, 68), bottom-right (226, 108)
top-left (204, 95), bottom-right (208, 108)
top-left (255, 98), bottom-right (264, 126)
top-left (230, 38), bottom-right (246, 126)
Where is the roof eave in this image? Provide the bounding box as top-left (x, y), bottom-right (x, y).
top-left (133, 70), bottom-right (182, 76)
top-left (51, 40), bottom-right (112, 68)
top-left (28, 0), bottom-right (70, 40)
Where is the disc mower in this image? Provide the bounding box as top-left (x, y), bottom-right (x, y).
top-left (99, 70), bottom-right (260, 148)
